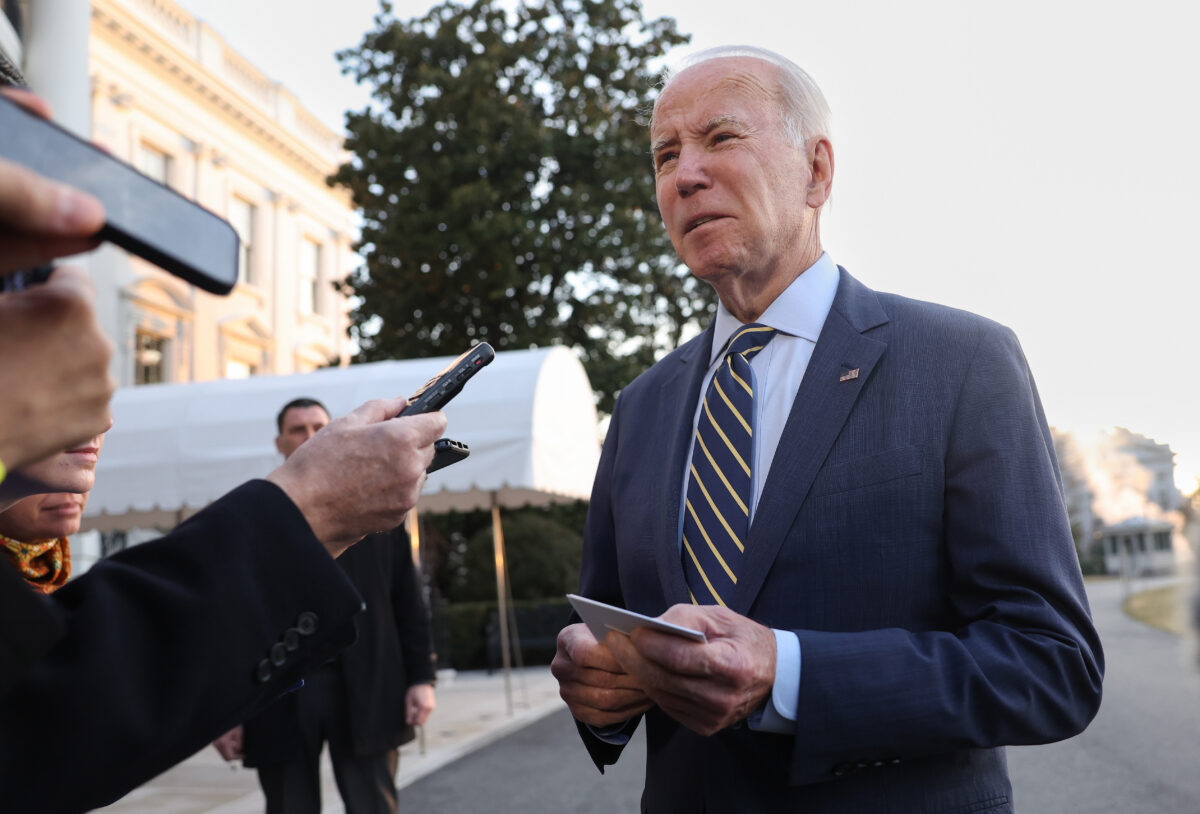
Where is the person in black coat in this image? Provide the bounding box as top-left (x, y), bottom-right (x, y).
top-left (0, 403), bottom-right (444, 812)
top-left (0, 85), bottom-right (446, 813)
top-left (213, 398), bottom-right (438, 814)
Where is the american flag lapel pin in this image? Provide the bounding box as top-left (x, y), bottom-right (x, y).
top-left (839, 368), bottom-right (860, 382)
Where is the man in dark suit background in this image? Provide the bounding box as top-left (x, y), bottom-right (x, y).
top-left (213, 398), bottom-right (438, 814)
top-left (551, 45), bottom-right (1103, 813)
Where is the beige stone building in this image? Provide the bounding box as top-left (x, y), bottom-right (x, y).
top-left (3, 0), bottom-right (356, 384)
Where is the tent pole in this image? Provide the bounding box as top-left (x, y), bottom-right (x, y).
top-left (406, 507), bottom-right (421, 566)
top-left (406, 507), bottom-right (427, 755)
top-left (491, 491), bottom-right (513, 716)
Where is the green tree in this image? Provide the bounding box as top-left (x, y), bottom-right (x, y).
top-left (334, 0), bottom-right (710, 412)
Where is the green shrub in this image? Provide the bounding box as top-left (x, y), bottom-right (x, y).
top-left (439, 597), bottom-right (574, 671)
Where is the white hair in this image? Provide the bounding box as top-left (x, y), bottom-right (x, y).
top-left (657, 45), bottom-right (832, 149)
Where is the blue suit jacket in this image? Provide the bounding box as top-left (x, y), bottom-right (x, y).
top-left (576, 269), bottom-right (1104, 813)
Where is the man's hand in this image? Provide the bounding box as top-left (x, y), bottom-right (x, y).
top-left (405, 682), bottom-right (436, 727)
top-left (604, 605), bottom-right (777, 736)
top-left (0, 265), bottom-right (115, 477)
top-left (266, 397), bottom-right (445, 558)
top-left (211, 725), bottom-right (244, 762)
top-left (0, 88), bottom-right (105, 272)
top-left (550, 622), bottom-right (654, 728)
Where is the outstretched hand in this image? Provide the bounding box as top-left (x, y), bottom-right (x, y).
top-left (0, 88), bottom-right (105, 272)
top-left (266, 397), bottom-right (445, 558)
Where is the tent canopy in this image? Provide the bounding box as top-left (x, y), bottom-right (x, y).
top-left (83, 347), bottom-right (601, 532)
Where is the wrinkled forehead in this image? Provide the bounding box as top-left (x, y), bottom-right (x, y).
top-left (651, 58), bottom-right (781, 141)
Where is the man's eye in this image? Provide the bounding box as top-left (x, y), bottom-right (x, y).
top-left (713, 133), bottom-right (734, 144)
top-left (655, 152), bottom-right (677, 168)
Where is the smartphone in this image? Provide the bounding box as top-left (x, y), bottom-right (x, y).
top-left (428, 437), bottom-right (470, 474)
top-left (0, 95), bottom-right (239, 295)
top-left (400, 342), bottom-right (495, 415)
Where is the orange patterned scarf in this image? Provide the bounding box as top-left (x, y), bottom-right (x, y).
top-left (1, 534), bottom-right (72, 594)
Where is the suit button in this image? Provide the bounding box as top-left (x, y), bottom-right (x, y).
top-left (296, 612), bottom-right (319, 635)
top-left (284, 628), bottom-right (300, 651)
top-left (270, 642), bottom-right (288, 666)
top-left (831, 762), bottom-right (851, 777)
top-left (256, 659), bottom-right (272, 683)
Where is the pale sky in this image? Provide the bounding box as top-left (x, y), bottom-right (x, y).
top-left (178, 0), bottom-right (1200, 490)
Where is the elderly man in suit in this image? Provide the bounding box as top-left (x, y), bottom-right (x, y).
top-left (551, 45), bottom-right (1103, 813)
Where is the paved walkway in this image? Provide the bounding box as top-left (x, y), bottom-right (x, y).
top-left (99, 667), bottom-right (565, 813)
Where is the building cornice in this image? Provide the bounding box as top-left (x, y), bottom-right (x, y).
top-left (91, 0), bottom-right (349, 186)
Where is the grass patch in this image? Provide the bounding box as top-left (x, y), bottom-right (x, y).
top-left (1123, 584), bottom-right (1188, 635)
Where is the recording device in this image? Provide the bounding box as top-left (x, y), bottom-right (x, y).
top-left (0, 94), bottom-right (239, 295)
top-left (428, 437), bottom-right (470, 473)
top-left (399, 342), bottom-right (495, 416)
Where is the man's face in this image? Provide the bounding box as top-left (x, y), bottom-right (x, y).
top-left (16, 432), bottom-right (106, 494)
top-left (275, 405), bottom-right (330, 460)
top-left (651, 57), bottom-right (817, 296)
top-left (0, 491), bottom-right (89, 541)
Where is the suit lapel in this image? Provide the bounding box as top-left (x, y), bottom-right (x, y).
top-left (731, 270), bottom-right (889, 614)
top-left (650, 325), bottom-right (715, 608)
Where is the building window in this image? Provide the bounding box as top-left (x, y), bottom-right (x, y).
top-left (134, 330), bottom-right (167, 385)
top-left (228, 197), bottom-right (256, 285)
top-left (224, 358), bottom-right (256, 379)
top-left (137, 143), bottom-right (171, 185)
top-left (297, 238), bottom-right (321, 315)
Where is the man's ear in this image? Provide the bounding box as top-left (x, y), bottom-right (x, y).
top-left (274, 436), bottom-right (286, 456)
top-left (807, 138), bottom-right (834, 209)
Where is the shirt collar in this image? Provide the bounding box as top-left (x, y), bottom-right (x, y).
top-left (709, 252), bottom-right (840, 364)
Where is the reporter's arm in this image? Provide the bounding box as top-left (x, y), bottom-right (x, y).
top-left (0, 480), bottom-right (363, 811)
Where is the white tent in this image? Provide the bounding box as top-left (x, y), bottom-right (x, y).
top-left (83, 346), bottom-right (601, 531)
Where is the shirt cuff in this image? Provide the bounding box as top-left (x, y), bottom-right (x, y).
top-left (586, 721), bottom-right (633, 745)
top-left (747, 629), bottom-right (800, 734)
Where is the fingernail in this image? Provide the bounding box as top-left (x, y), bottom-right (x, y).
top-left (56, 186), bottom-right (103, 232)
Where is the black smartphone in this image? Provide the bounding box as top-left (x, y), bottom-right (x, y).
top-left (428, 437), bottom-right (470, 473)
top-left (400, 342), bottom-right (495, 415)
top-left (0, 95), bottom-right (239, 295)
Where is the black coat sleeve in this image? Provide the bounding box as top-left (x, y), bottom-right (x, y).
top-left (0, 479), bottom-right (364, 813)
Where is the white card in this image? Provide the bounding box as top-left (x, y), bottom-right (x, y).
top-left (567, 594), bottom-right (707, 643)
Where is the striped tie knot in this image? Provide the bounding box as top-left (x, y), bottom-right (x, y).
top-left (681, 323), bottom-right (777, 606)
top-left (725, 323), bottom-right (776, 362)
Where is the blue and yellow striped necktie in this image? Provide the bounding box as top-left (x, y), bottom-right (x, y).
top-left (681, 323), bottom-right (777, 606)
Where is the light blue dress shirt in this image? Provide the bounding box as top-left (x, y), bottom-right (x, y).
top-left (588, 253), bottom-right (839, 744)
top-left (682, 252), bottom-right (839, 732)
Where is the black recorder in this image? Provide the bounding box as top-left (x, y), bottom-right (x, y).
top-left (401, 342), bottom-right (495, 473)
top-left (428, 438), bottom-right (470, 474)
top-left (0, 94), bottom-right (239, 295)
top-left (401, 342), bottom-right (495, 416)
